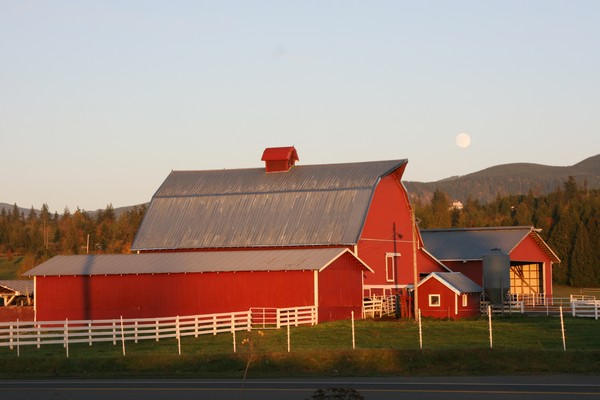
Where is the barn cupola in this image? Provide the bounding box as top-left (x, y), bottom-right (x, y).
top-left (261, 146), bottom-right (299, 173)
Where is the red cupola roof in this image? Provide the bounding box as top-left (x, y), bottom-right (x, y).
top-left (261, 146), bottom-right (299, 172)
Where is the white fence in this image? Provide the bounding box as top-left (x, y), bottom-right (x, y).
top-left (250, 306), bottom-right (317, 329)
top-left (363, 296), bottom-right (396, 318)
top-left (483, 297), bottom-right (599, 319)
top-left (0, 306), bottom-right (318, 354)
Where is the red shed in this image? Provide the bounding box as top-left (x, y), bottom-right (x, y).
top-left (26, 248), bottom-right (371, 322)
top-left (417, 272), bottom-right (483, 319)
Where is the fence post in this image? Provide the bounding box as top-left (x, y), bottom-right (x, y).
top-left (351, 311), bottom-right (355, 350)
top-left (36, 322), bottom-right (40, 349)
top-left (135, 321), bottom-right (139, 343)
top-left (155, 319), bottom-right (159, 342)
top-left (232, 314), bottom-right (236, 353)
top-left (16, 319), bottom-right (20, 358)
top-left (418, 309), bottom-right (423, 350)
top-left (276, 309), bottom-right (281, 330)
top-left (9, 323), bottom-right (13, 350)
top-left (65, 318), bottom-right (69, 358)
top-left (120, 316), bottom-right (126, 356)
top-left (112, 321), bottom-right (117, 345)
top-left (213, 315), bottom-right (217, 336)
top-left (560, 306), bottom-right (566, 351)
top-left (488, 305), bottom-right (493, 349)
top-left (88, 321), bottom-right (92, 346)
top-left (195, 316), bottom-right (199, 338)
top-left (520, 301), bottom-right (524, 314)
top-left (176, 315), bottom-right (181, 356)
top-left (287, 323), bottom-right (290, 353)
top-left (247, 311), bottom-right (252, 332)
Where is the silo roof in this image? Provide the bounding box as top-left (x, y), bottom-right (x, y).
top-left (131, 159), bottom-right (407, 251)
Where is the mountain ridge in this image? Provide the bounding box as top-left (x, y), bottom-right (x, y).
top-left (403, 154), bottom-right (600, 203)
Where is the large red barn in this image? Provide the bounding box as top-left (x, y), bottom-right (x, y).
top-left (26, 147), bottom-right (448, 321)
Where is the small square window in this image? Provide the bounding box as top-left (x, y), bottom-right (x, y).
top-left (429, 294), bottom-right (441, 307)
top-left (462, 294), bottom-right (468, 307)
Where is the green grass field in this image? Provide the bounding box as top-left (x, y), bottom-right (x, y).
top-left (1, 315), bottom-right (599, 378)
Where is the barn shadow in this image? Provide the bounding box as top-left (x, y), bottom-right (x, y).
top-left (82, 255), bottom-right (95, 321)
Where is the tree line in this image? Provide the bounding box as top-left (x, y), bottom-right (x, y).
top-left (413, 176), bottom-right (600, 287)
top-left (1, 176), bottom-right (598, 286)
top-left (0, 204), bottom-right (146, 277)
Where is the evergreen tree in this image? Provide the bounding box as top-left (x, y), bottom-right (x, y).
top-left (569, 222), bottom-right (598, 287)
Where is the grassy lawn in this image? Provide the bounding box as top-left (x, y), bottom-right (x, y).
top-left (553, 283), bottom-right (600, 299)
top-left (1, 315), bottom-right (599, 378)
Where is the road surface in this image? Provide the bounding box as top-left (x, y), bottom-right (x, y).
top-left (1, 375), bottom-right (599, 399)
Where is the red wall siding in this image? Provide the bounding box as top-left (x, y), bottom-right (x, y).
top-left (443, 261), bottom-right (483, 286)
top-left (34, 270), bottom-right (314, 321)
top-left (358, 173), bottom-right (445, 289)
top-left (0, 306), bottom-right (34, 322)
top-left (318, 253), bottom-right (365, 321)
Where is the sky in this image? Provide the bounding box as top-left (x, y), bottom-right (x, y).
top-left (1, 1), bottom-right (599, 213)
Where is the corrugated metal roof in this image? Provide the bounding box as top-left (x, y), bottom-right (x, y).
top-left (24, 248), bottom-right (371, 277)
top-left (419, 272), bottom-right (482, 294)
top-left (0, 280), bottom-right (34, 295)
top-left (421, 226), bottom-right (560, 263)
top-left (132, 159), bottom-right (407, 251)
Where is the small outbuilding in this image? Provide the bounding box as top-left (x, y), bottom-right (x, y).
top-left (417, 272), bottom-right (483, 319)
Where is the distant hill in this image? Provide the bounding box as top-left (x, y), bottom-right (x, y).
top-left (0, 203), bottom-right (146, 218)
top-left (403, 154), bottom-right (600, 204)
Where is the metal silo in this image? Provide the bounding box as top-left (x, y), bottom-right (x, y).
top-left (482, 248), bottom-right (510, 305)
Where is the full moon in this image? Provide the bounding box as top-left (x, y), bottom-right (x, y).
top-left (456, 132), bottom-right (471, 148)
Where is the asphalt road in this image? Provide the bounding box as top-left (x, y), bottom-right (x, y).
top-left (1, 376), bottom-right (599, 400)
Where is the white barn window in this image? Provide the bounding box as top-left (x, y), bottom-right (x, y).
top-left (429, 294), bottom-right (441, 307)
top-left (385, 253), bottom-right (400, 282)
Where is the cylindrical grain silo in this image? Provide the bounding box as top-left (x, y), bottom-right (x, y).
top-left (482, 248), bottom-right (510, 305)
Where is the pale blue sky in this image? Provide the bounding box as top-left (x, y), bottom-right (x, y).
top-left (1, 1), bottom-right (599, 213)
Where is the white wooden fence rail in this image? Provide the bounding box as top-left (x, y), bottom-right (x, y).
top-left (362, 296), bottom-right (396, 318)
top-left (0, 306), bottom-right (318, 350)
top-left (482, 298), bottom-right (599, 319)
top-left (249, 306), bottom-right (317, 329)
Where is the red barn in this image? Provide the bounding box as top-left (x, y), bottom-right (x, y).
top-left (421, 227), bottom-right (560, 304)
top-left (132, 147), bottom-right (447, 295)
top-left (26, 249), bottom-right (371, 322)
top-left (27, 146), bottom-right (447, 321)
top-left (417, 272), bottom-right (483, 319)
